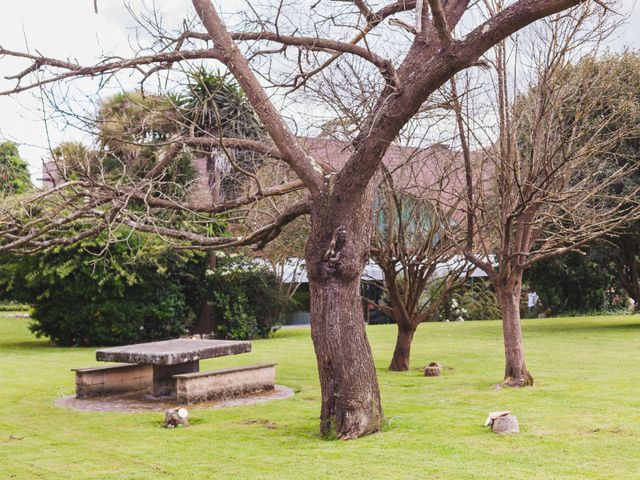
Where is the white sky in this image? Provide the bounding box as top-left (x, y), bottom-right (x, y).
top-left (0, 0), bottom-right (638, 182)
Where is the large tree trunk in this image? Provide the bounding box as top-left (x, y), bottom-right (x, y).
top-left (389, 324), bottom-right (416, 371)
top-left (305, 186), bottom-right (383, 439)
top-left (496, 279), bottom-right (533, 387)
top-left (309, 276), bottom-right (383, 438)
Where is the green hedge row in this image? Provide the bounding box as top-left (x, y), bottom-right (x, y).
top-left (0, 233), bottom-right (288, 346)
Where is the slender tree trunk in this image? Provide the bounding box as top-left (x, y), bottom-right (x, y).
top-left (305, 186), bottom-right (383, 439)
top-left (192, 253), bottom-right (217, 335)
top-left (389, 323), bottom-right (417, 371)
top-left (496, 278), bottom-right (533, 387)
top-left (624, 250), bottom-right (640, 309)
top-left (192, 157), bottom-right (221, 335)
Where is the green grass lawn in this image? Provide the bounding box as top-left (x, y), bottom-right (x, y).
top-left (2, 314), bottom-right (640, 479)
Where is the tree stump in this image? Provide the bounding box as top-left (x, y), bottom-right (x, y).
top-left (491, 414), bottom-right (519, 434)
top-left (163, 407), bottom-right (189, 428)
top-left (424, 362), bottom-right (442, 377)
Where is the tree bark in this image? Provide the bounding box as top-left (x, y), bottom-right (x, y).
top-left (389, 324), bottom-right (416, 372)
top-left (309, 275), bottom-right (383, 438)
top-left (305, 186), bottom-right (383, 439)
top-left (192, 155), bottom-right (222, 335)
top-left (192, 252), bottom-right (217, 335)
top-left (496, 280), bottom-right (533, 387)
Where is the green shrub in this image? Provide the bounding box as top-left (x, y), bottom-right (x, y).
top-left (206, 254), bottom-right (289, 340)
top-left (434, 281), bottom-right (501, 322)
top-left (524, 251), bottom-right (623, 315)
top-left (0, 232), bottom-right (208, 346)
top-left (0, 142), bottom-right (32, 195)
top-left (0, 301), bottom-right (29, 312)
top-left (0, 236), bottom-right (289, 345)
top-left (459, 282), bottom-right (501, 320)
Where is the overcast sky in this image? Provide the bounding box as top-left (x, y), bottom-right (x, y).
top-left (1, 0), bottom-right (638, 181)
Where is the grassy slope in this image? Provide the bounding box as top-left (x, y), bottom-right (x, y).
top-left (1, 315), bottom-right (640, 480)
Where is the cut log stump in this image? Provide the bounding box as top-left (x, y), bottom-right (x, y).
top-left (163, 407), bottom-right (189, 428)
top-left (424, 362), bottom-right (442, 377)
top-left (491, 414), bottom-right (519, 434)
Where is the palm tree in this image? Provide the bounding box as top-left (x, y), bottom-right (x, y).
top-left (178, 69), bottom-right (264, 334)
top-left (179, 69), bottom-right (262, 203)
top-left (97, 92), bottom-right (181, 171)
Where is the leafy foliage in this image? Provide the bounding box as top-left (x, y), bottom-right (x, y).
top-left (456, 282), bottom-right (501, 321)
top-left (0, 231), bottom-right (208, 346)
top-left (574, 54), bottom-right (640, 306)
top-left (518, 54), bottom-right (640, 313)
top-left (205, 254), bottom-right (289, 340)
top-left (0, 142), bottom-right (31, 195)
top-left (0, 300), bottom-right (29, 311)
top-left (0, 74), bottom-right (277, 345)
top-left (524, 251), bottom-right (623, 315)
top-left (178, 69), bottom-right (261, 138)
top-left (97, 92), bottom-right (182, 166)
top-left (178, 69), bottom-right (266, 201)
top-left (434, 281), bottom-right (501, 322)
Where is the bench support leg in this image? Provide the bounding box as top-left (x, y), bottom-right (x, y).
top-left (74, 364), bottom-right (152, 398)
top-left (152, 361), bottom-right (199, 397)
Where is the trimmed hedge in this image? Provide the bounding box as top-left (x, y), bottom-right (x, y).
top-left (0, 238), bottom-right (289, 345)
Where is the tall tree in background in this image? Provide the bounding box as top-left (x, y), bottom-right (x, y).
top-left (525, 251), bottom-right (619, 313)
top-left (575, 54), bottom-right (640, 308)
top-left (180, 70), bottom-right (264, 334)
top-left (457, 7), bottom-right (640, 387)
top-left (0, 0), bottom-right (607, 438)
top-left (601, 231), bottom-right (640, 308)
top-left (180, 69), bottom-right (263, 202)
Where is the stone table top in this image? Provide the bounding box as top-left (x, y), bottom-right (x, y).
top-left (96, 338), bottom-right (252, 366)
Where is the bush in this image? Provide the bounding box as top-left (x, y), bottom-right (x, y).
top-left (457, 282), bottom-right (502, 320)
top-left (524, 251), bottom-right (623, 315)
top-left (432, 281), bottom-right (501, 322)
top-left (206, 254), bottom-right (289, 339)
top-left (0, 232), bottom-right (208, 346)
top-left (0, 301), bottom-right (29, 312)
top-left (0, 237), bottom-right (289, 345)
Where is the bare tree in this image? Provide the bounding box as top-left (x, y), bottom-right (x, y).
top-left (248, 158), bottom-right (310, 306)
top-left (455, 4), bottom-right (640, 386)
top-left (0, 0), bottom-right (600, 438)
top-left (370, 147), bottom-right (470, 371)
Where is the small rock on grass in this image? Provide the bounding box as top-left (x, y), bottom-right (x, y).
top-left (491, 415), bottom-right (519, 434)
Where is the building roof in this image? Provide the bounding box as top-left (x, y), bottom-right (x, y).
top-left (42, 137), bottom-right (471, 205)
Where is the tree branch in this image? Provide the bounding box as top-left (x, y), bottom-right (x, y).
top-left (192, 0), bottom-right (324, 194)
top-left (0, 48), bottom-right (223, 95)
top-left (427, 0), bottom-right (453, 47)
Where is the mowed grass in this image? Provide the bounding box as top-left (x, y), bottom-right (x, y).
top-left (2, 314), bottom-right (640, 480)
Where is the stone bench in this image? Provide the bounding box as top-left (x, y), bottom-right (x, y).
top-left (174, 363), bottom-right (276, 404)
top-left (73, 363), bottom-right (152, 398)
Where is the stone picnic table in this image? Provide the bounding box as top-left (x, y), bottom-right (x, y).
top-left (95, 338), bottom-right (251, 397)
